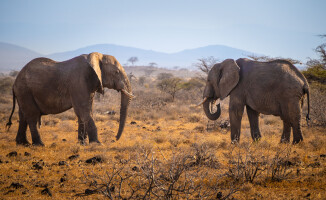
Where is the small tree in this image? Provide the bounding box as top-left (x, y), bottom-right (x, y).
top-left (194, 56), bottom-right (218, 81)
top-left (144, 68), bottom-right (155, 77)
top-left (128, 57), bottom-right (139, 66)
top-left (194, 56), bottom-right (218, 75)
top-left (157, 77), bottom-right (183, 101)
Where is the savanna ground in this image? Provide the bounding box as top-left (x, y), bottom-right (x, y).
top-left (0, 66), bottom-right (325, 200)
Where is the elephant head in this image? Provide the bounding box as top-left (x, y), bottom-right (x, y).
top-left (87, 52), bottom-right (134, 140)
top-left (200, 59), bottom-right (240, 120)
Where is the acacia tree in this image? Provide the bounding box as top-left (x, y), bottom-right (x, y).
top-left (157, 77), bottom-right (183, 101)
top-left (128, 57), bottom-right (139, 66)
top-left (149, 62), bottom-right (157, 67)
top-left (193, 56), bottom-right (218, 80)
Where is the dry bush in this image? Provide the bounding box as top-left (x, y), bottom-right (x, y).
top-left (227, 144), bottom-right (298, 184)
top-left (227, 144), bottom-right (267, 183)
top-left (267, 146), bottom-right (294, 182)
top-left (78, 147), bottom-right (237, 199)
top-left (309, 86), bottom-right (326, 126)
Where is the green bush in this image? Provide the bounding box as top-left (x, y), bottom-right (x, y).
top-left (302, 64), bottom-right (326, 84)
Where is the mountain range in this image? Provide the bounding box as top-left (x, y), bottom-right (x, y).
top-left (0, 42), bottom-right (258, 72)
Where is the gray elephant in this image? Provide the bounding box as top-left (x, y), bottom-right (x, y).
top-left (6, 52), bottom-right (134, 146)
top-left (199, 58), bottom-right (310, 144)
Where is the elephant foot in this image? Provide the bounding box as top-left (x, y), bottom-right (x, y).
top-left (89, 140), bottom-right (101, 145)
top-left (78, 140), bottom-right (87, 145)
top-left (231, 139), bottom-right (239, 145)
top-left (252, 136), bottom-right (261, 142)
top-left (32, 141), bottom-right (45, 146)
top-left (292, 138), bottom-right (303, 145)
top-left (280, 138), bottom-right (290, 144)
top-left (16, 140), bottom-right (31, 146)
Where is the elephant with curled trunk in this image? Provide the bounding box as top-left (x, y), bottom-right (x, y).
top-left (6, 52), bottom-right (134, 146)
top-left (199, 58), bottom-right (310, 144)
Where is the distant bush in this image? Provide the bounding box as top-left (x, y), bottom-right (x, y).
top-left (157, 72), bottom-right (174, 80)
top-left (302, 65), bottom-right (326, 85)
top-left (9, 70), bottom-right (19, 77)
top-left (0, 76), bottom-right (14, 95)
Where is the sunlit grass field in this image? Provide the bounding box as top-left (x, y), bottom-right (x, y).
top-left (0, 76), bottom-right (325, 199)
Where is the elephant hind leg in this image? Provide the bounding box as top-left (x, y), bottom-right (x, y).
top-left (281, 101), bottom-right (303, 144)
top-left (28, 120), bottom-right (44, 146)
top-left (16, 109), bottom-right (30, 146)
top-left (16, 92), bottom-right (44, 146)
top-left (246, 105), bottom-right (261, 141)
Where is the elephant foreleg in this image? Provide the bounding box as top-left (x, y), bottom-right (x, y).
top-left (229, 100), bottom-right (245, 143)
top-left (78, 118), bottom-right (87, 144)
top-left (246, 105), bottom-right (261, 141)
top-left (74, 112), bottom-right (100, 144)
top-left (280, 121), bottom-right (291, 143)
top-left (86, 117), bottom-right (99, 143)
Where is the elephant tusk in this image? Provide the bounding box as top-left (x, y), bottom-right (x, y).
top-left (121, 89), bottom-right (135, 98)
top-left (196, 97), bottom-right (208, 107)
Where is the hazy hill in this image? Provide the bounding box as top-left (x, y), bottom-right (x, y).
top-left (48, 44), bottom-right (256, 69)
top-left (0, 42), bottom-right (258, 71)
top-left (0, 42), bottom-right (43, 72)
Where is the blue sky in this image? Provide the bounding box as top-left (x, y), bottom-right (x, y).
top-left (0, 0), bottom-right (325, 62)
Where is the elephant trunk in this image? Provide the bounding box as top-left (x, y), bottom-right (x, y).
top-left (116, 92), bottom-right (131, 140)
top-left (203, 98), bottom-right (221, 120)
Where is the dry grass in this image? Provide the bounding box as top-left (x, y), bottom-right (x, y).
top-left (0, 75), bottom-right (325, 199)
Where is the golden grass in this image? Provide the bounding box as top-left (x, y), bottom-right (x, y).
top-left (0, 82), bottom-right (325, 199)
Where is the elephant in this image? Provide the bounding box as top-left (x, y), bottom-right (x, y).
top-left (199, 58), bottom-right (310, 144)
top-left (6, 52), bottom-right (134, 146)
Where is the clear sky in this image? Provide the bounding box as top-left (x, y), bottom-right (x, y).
top-left (0, 0), bottom-right (325, 62)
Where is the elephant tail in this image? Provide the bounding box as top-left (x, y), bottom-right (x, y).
top-left (6, 88), bottom-right (16, 131)
top-left (303, 86), bottom-right (310, 126)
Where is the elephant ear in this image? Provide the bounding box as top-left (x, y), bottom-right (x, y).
top-left (87, 52), bottom-right (104, 94)
top-left (219, 59), bottom-right (240, 100)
